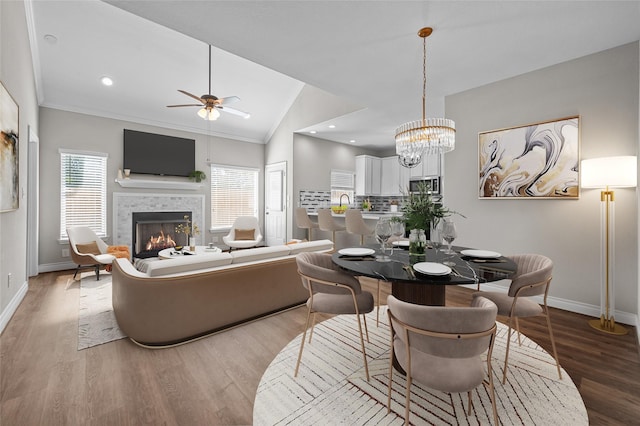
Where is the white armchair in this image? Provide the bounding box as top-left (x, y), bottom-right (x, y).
top-left (67, 226), bottom-right (116, 280)
top-left (222, 216), bottom-right (263, 250)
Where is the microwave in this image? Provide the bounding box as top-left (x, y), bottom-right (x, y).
top-left (409, 177), bottom-right (440, 195)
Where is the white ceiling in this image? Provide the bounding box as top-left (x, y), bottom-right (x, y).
top-left (28, 1), bottom-right (640, 150)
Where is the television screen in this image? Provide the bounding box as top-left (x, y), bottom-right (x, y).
top-left (123, 129), bottom-right (195, 177)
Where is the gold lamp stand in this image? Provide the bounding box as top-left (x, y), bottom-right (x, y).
top-left (588, 187), bottom-right (627, 335)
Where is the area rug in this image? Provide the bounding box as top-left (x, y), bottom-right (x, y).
top-left (77, 273), bottom-right (126, 350)
top-left (253, 306), bottom-right (587, 425)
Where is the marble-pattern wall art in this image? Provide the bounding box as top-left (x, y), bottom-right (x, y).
top-left (479, 116), bottom-right (579, 199)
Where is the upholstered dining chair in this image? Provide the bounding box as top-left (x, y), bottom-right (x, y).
top-left (295, 207), bottom-right (319, 241)
top-left (344, 209), bottom-right (374, 245)
top-left (317, 208), bottom-right (346, 243)
top-left (67, 226), bottom-right (116, 280)
top-left (472, 253), bottom-right (561, 384)
top-left (222, 216), bottom-right (263, 250)
top-left (294, 251), bottom-right (375, 381)
top-left (386, 295), bottom-right (499, 425)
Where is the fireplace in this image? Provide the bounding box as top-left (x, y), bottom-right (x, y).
top-left (132, 211), bottom-right (192, 258)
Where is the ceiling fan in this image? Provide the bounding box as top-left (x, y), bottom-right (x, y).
top-left (167, 44), bottom-right (250, 121)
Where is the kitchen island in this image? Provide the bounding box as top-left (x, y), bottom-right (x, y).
top-left (306, 210), bottom-right (402, 249)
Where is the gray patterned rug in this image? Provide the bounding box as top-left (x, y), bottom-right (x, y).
top-left (77, 273), bottom-right (126, 350)
top-left (253, 306), bottom-right (588, 425)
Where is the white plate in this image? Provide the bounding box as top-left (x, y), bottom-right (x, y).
top-left (338, 248), bottom-right (376, 256)
top-left (412, 262), bottom-right (451, 276)
top-left (392, 240), bottom-right (410, 247)
top-left (460, 249), bottom-right (502, 258)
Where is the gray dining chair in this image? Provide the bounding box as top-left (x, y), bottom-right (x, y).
top-left (294, 251), bottom-right (375, 381)
top-left (387, 295), bottom-right (499, 425)
top-left (473, 253), bottom-right (561, 384)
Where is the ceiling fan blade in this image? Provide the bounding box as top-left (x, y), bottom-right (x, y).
top-left (217, 105), bottom-right (251, 119)
top-left (167, 104), bottom-right (203, 108)
top-left (178, 89), bottom-right (205, 103)
top-left (219, 96), bottom-right (240, 105)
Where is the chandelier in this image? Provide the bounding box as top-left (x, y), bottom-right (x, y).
top-left (395, 27), bottom-right (455, 168)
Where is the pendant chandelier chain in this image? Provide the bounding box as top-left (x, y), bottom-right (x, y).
top-left (422, 34), bottom-right (427, 126)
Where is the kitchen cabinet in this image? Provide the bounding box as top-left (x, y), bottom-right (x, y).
top-left (409, 152), bottom-right (441, 178)
top-left (355, 155), bottom-right (381, 196)
top-left (380, 156), bottom-right (410, 195)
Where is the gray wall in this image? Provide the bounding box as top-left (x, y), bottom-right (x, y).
top-left (0, 1), bottom-right (39, 322)
top-left (38, 107), bottom-right (264, 270)
top-left (445, 42), bottom-right (639, 320)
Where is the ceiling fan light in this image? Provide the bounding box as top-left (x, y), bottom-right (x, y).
top-left (208, 108), bottom-right (221, 120)
top-left (197, 108), bottom-right (208, 119)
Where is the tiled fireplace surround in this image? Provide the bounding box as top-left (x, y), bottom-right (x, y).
top-left (113, 192), bottom-right (205, 250)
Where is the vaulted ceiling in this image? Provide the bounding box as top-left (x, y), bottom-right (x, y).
top-left (28, 1), bottom-right (640, 149)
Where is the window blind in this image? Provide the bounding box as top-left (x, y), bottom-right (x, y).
top-left (210, 165), bottom-right (259, 228)
top-left (60, 150), bottom-right (108, 239)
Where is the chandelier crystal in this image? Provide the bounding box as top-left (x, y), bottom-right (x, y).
top-left (396, 27), bottom-right (455, 168)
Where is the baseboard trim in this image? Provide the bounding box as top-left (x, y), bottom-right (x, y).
top-left (39, 261), bottom-right (75, 273)
top-left (0, 280), bottom-right (28, 335)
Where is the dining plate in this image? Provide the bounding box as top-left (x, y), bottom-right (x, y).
top-left (338, 248), bottom-right (376, 256)
top-left (460, 249), bottom-right (502, 258)
top-left (392, 240), bottom-right (410, 247)
top-left (412, 262), bottom-right (452, 276)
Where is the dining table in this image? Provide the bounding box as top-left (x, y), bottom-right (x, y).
top-left (332, 243), bottom-right (517, 306)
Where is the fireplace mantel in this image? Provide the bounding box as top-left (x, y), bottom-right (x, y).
top-left (115, 178), bottom-right (202, 190)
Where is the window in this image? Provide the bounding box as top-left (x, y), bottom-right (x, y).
top-left (330, 169), bottom-right (355, 205)
top-left (60, 150), bottom-right (108, 239)
top-left (210, 164), bottom-right (259, 229)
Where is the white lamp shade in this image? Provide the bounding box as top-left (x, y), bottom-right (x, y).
top-left (581, 156), bottom-right (637, 189)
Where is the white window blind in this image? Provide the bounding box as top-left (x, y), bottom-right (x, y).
top-left (210, 164), bottom-right (259, 228)
top-left (331, 169), bottom-right (355, 205)
top-left (60, 150), bottom-right (108, 239)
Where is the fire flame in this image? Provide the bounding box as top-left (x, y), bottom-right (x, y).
top-left (145, 230), bottom-right (177, 251)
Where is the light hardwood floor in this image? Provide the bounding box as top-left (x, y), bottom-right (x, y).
top-left (1, 271), bottom-right (639, 425)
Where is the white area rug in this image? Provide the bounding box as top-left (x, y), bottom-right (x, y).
top-left (77, 273), bottom-right (126, 350)
top-left (253, 306), bottom-right (588, 425)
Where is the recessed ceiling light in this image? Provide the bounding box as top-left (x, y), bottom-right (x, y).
top-left (349, 140), bottom-right (356, 143)
top-left (100, 76), bottom-right (114, 86)
top-left (309, 130), bottom-right (317, 134)
top-left (43, 34), bottom-right (58, 44)
top-left (328, 125), bottom-right (336, 129)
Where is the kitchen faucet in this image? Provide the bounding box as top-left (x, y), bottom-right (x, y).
top-left (340, 194), bottom-right (350, 207)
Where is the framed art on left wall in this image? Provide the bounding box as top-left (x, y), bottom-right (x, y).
top-left (1, 81), bottom-right (19, 212)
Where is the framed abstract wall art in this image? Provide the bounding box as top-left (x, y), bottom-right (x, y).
top-left (1, 81), bottom-right (19, 212)
top-left (478, 116), bottom-right (579, 199)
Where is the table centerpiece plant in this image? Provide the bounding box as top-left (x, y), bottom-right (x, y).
top-left (175, 215), bottom-right (200, 251)
top-left (400, 180), bottom-right (464, 239)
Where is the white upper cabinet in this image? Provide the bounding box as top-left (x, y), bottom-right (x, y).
top-left (409, 152), bottom-right (442, 178)
top-left (355, 155), bottom-right (381, 196)
top-left (380, 156), bottom-right (410, 195)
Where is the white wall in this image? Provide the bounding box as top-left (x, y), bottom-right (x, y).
top-left (0, 0), bottom-right (39, 330)
top-left (445, 42), bottom-right (639, 321)
top-left (38, 107), bottom-right (264, 271)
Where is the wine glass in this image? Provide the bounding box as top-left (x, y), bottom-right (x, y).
top-left (375, 219), bottom-right (392, 262)
top-left (442, 220), bottom-right (458, 255)
top-left (389, 221), bottom-right (405, 255)
top-left (429, 220), bottom-right (443, 257)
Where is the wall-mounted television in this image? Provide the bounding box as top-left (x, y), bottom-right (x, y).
top-left (123, 129), bottom-right (195, 177)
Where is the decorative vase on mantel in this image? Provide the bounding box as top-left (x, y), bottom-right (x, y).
top-left (189, 237), bottom-right (196, 252)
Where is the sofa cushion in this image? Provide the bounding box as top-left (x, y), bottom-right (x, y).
top-left (230, 245), bottom-right (291, 264)
top-left (146, 252), bottom-right (233, 277)
top-left (287, 239), bottom-right (334, 255)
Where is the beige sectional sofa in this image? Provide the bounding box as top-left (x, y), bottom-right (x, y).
top-left (111, 239), bottom-right (333, 346)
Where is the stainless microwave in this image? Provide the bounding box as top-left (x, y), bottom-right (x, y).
top-left (409, 177), bottom-right (440, 194)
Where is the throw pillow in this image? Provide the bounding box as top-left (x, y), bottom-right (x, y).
top-left (235, 228), bottom-right (255, 240)
top-left (76, 241), bottom-right (101, 255)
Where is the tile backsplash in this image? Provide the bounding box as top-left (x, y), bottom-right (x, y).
top-left (299, 190), bottom-right (407, 212)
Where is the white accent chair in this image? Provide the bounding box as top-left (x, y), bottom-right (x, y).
top-left (67, 226), bottom-right (116, 280)
top-left (223, 216), bottom-right (263, 250)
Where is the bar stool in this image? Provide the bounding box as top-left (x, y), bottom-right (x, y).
top-left (295, 207), bottom-right (319, 241)
top-left (345, 209), bottom-right (375, 245)
top-left (317, 208), bottom-right (346, 243)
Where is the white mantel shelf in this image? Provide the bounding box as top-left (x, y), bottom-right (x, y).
top-left (115, 178), bottom-right (203, 191)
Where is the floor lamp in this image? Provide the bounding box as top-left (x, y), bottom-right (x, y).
top-left (581, 156), bottom-right (637, 335)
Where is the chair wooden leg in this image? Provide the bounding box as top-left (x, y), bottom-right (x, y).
top-left (294, 306), bottom-right (313, 377)
top-left (362, 313), bottom-right (370, 343)
top-left (95, 264), bottom-right (100, 280)
top-left (376, 280), bottom-right (381, 327)
top-left (404, 374), bottom-right (412, 425)
top-left (515, 317), bottom-right (522, 345)
top-left (308, 312), bottom-right (317, 343)
top-left (387, 324), bottom-right (394, 413)
top-left (545, 309), bottom-right (562, 379)
top-left (487, 354), bottom-right (499, 425)
top-left (355, 313), bottom-right (370, 381)
top-left (467, 391), bottom-right (473, 415)
top-left (73, 266), bottom-right (80, 280)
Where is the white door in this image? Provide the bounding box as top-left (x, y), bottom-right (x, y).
top-left (265, 162), bottom-right (287, 246)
